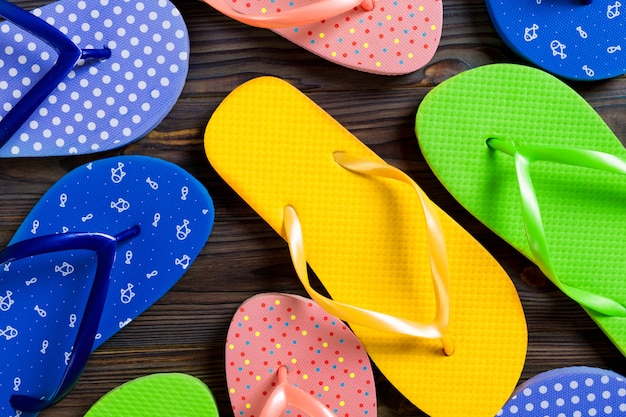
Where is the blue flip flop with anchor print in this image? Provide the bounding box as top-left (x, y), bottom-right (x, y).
top-left (485, 0), bottom-right (626, 81)
top-left (0, 155), bottom-right (214, 417)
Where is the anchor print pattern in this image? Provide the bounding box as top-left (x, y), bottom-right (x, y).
top-left (487, 0), bottom-right (626, 80)
top-left (0, 156), bottom-right (214, 416)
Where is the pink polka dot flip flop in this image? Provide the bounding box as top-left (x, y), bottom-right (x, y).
top-left (0, 0), bottom-right (189, 157)
top-left (486, 0), bottom-right (626, 81)
top-left (226, 293), bottom-right (376, 417)
top-left (201, 0), bottom-right (442, 75)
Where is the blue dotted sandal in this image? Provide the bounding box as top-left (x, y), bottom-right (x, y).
top-left (0, 0), bottom-right (189, 156)
top-left (497, 367), bottom-right (626, 416)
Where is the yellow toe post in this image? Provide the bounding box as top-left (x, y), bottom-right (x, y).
top-left (205, 76), bottom-right (527, 417)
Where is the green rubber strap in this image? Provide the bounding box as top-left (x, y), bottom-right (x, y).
top-left (487, 137), bottom-right (626, 317)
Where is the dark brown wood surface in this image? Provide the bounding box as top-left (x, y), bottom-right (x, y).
top-left (2, 0), bottom-right (626, 416)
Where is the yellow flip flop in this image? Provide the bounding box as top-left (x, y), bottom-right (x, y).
top-left (204, 76), bottom-right (527, 417)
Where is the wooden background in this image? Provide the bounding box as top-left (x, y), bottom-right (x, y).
top-left (2, 0), bottom-right (626, 416)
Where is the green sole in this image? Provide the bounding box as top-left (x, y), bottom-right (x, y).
top-left (84, 374), bottom-right (219, 417)
top-left (416, 63), bottom-right (626, 354)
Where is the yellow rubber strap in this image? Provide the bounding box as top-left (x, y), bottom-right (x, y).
top-left (283, 152), bottom-right (453, 355)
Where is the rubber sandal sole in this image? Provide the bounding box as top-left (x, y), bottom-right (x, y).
top-left (84, 373), bottom-right (219, 417)
top-left (226, 292), bottom-right (376, 417)
top-left (0, 155), bottom-right (214, 416)
top-left (416, 63), bottom-right (626, 355)
top-left (205, 76), bottom-right (527, 417)
top-left (0, 0), bottom-right (189, 157)
top-left (485, 0), bottom-right (626, 80)
top-left (497, 367), bottom-right (626, 416)
top-left (203, 0), bottom-right (441, 75)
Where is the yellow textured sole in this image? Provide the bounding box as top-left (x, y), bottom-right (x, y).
top-left (205, 76), bottom-right (527, 417)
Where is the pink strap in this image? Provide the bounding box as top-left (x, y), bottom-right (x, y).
top-left (201, 0), bottom-right (373, 29)
top-left (259, 366), bottom-right (336, 417)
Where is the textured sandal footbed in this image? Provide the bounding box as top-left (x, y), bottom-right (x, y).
top-left (416, 63), bottom-right (626, 354)
top-left (497, 367), bottom-right (626, 416)
top-left (220, 0), bottom-right (441, 75)
top-left (205, 76), bottom-right (527, 417)
top-left (84, 373), bottom-right (219, 417)
top-left (0, 0), bottom-right (189, 157)
top-left (485, 0), bottom-right (626, 81)
top-left (226, 293), bottom-right (376, 417)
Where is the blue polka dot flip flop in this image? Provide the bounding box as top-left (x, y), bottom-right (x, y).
top-left (497, 367), bottom-right (626, 416)
top-left (0, 155), bottom-right (214, 417)
top-left (485, 0), bottom-right (626, 81)
top-left (0, 0), bottom-right (189, 157)
top-left (83, 374), bottom-right (219, 417)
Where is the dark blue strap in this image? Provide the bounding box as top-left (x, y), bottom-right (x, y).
top-left (7, 226), bottom-right (139, 413)
top-left (0, 0), bottom-right (111, 147)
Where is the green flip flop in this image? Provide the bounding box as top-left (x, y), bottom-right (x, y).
top-left (415, 63), bottom-right (626, 355)
top-left (84, 374), bottom-right (219, 417)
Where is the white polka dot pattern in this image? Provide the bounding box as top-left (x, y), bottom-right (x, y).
top-left (497, 367), bottom-right (626, 416)
top-left (0, 0), bottom-right (189, 157)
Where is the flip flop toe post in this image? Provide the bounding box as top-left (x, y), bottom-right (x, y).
top-left (0, 156), bottom-right (214, 416)
top-left (206, 76), bottom-right (527, 417)
top-left (226, 293), bottom-right (376, 417)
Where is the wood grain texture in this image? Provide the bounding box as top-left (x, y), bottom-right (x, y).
top-left (1, 0), bottom-right (625, 416)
